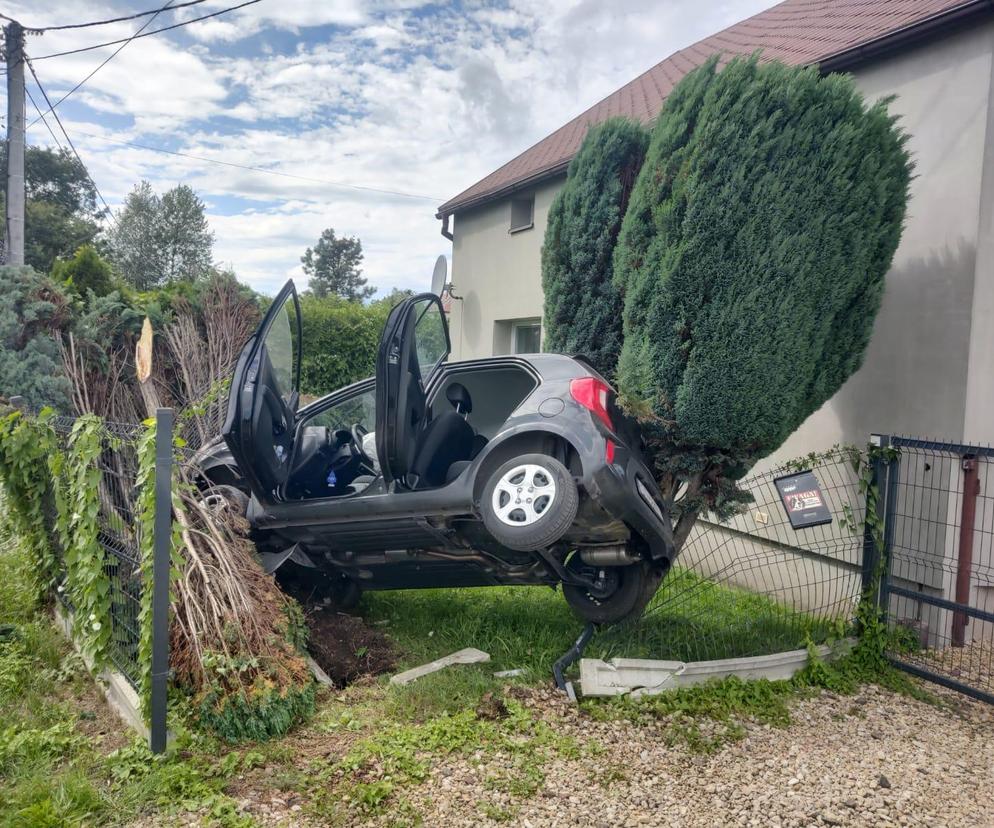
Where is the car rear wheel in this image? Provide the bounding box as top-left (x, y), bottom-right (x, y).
top-left (481, 453), bottom-right (578, 552)
top-left (562, 556), bottom-right (663, 625)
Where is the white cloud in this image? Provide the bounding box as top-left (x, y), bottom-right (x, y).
top-left (7, 0), bottom-right (778, 298)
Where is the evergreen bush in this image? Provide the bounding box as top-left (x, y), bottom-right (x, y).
top-left (612, 56), bottom-right (911, 519)
top-left (0, 266), bottom-right (72, 411)
top-left (542, 118), bottom-right (649, 378)
top-left (52, 245), bottom-right (116, 299)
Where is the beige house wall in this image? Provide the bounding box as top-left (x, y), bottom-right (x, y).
top-left (447, 21), bottom-right (994, 453)
top-left (448, 176), bottom-right (564, 361)
top-left (769, 20), bottom-right (994, 464)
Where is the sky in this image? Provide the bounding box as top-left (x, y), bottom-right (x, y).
top-left (6, 0), bottom-right (777, 297)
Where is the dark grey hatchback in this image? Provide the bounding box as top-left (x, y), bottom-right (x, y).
top-left (197, 280), bottom-right (675, 624)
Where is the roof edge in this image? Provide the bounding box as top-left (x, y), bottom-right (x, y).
top-left (434, 159), bottom-right (570, 220)
top-left (438, 0), bottom-right (994, 219)
top-left (819, 0), bottom-right (993, 72)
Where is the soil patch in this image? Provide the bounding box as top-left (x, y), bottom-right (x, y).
top-left (305, 607), bottom-right (397, 686)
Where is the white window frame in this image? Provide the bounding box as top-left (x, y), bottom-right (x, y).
top-left (509, 194), bottom-right (534, 233)
top-left (511, 319), bottom-right (542, 354)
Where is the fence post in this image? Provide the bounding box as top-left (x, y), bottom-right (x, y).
top-left (878, 440), bottom-right (899, 619)
top-left (149, 408), bottom-right (172, 754)
top-left (861, 434), bottom-right (890, 605)
top-left (952, 455), bottom-right (980, 647)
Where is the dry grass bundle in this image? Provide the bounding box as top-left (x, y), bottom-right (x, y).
top-left (128, 285), bottom-right (309, 740)
top-left (164, 273), bottom-right (260, 449)
top-left (60, 332), bottom-right (146, 424)
top-left (169, 460), bottom-right (314, 740)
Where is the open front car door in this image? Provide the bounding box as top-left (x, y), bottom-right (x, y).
top-left (222, 280), bottom-right (302, 503)
top-left (375, 293), bottom-right (450, 489)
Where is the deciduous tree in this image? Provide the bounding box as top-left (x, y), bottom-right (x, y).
top-left (158, 184), bottom-right (214, 282)
top-left (107, 181), bottom-right (215, 289)
top-left (0, 145), bottom-right (104, 273)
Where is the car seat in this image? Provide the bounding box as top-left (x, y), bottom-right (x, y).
top-left (410, 412), bottom-right (473, 486)
top-left (409, 382), bottom-right (475, 487)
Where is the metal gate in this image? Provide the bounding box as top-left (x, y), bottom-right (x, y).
top-left (876, 434), bottom-right (994, 704)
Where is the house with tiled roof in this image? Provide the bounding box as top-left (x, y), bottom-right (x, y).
top-left (437, 0), bottom-right (994, 453)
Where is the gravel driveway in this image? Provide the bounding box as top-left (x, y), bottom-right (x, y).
top-left (387, 684), bottom-right (994, 828)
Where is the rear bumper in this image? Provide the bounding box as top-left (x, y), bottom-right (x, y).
top-left (583, 442), bottom-right (675, 562)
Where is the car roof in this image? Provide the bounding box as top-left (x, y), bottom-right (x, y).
top-left (445, 352), bottom-right (603, 383)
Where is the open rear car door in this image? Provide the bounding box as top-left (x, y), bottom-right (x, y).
top-left (222, 280), bottom-right (302, 503)
top-left (375, 293), bottom-right (450, 488)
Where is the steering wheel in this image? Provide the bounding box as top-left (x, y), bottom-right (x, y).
top-left (351, 423), bottom-right (375, 468)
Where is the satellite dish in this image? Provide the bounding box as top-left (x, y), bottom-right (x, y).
top-left (430, 255), bottom-right (447, 296)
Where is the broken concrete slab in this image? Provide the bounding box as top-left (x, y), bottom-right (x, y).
top-left (389, 647), bottom-right (490, 686)
top-left (307, 655), bottom-right (335, 687)
top-left (580, 657), bottom-right (685, 697)
top-left (580, 640), bottom-right (853, 698)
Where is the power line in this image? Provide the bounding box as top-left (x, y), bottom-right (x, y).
top-left (64, 128), bottom-right (445, 202)
top-left (27, 1), bottom-right (175, 129)
top-left (4, 0), bottom-right (209, 33)
top-left (25, 84), bottom-right (65, 150)
top-left (32, 0), bottom-right (264, 61)
top-left (25, 57), bottom-right (114, 220)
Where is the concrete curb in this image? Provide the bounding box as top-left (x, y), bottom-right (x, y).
top-left (306, 655), bottom-right (335, 687)
top-left (579, 638), bottom-right (855, 698)
top-left (53, 606), bottom-right (151, 740)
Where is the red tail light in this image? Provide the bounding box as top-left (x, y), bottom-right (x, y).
top-left (570, 377), bottom-right (614, 432)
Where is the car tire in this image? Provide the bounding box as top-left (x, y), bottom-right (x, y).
top-left (198, 483), bottom-right (249, 518)
top-left (562, 557), bottom-right (664, 625)
top-left (481, 453), bottom-right (579, 552)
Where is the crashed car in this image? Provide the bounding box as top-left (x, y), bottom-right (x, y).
top-left (196, 280), bottom-right (675, 624)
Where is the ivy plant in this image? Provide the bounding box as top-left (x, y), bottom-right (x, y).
top-left (59, 415), bottom-right (113, 665)
top-left (0, 409), bottom-right (59, 589)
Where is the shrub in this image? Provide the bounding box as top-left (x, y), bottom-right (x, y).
top-left (612, 56), bottom-right (911, 521)
top-left (0, 265), bottom-right (72, 410)
top-left (298, 295), bottom-right (395, 399)
top-left (52, 245), bottom-right (116, 299)
top-left (542, 118), bottom-right (649, 378)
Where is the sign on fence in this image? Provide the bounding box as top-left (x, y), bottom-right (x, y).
top-left (774, 470), bottom-right (832, 530)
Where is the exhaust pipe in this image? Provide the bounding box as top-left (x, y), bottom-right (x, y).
top-left (579, 546), bottom-right (639, 566)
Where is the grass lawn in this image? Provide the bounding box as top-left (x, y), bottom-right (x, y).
top-left (0, 533), bottom-right (860, 828)
top-left (360, 567), bottom-right (839, 719)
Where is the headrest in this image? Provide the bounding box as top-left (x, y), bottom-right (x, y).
top-left (446, 382), bottom-right (472, 414)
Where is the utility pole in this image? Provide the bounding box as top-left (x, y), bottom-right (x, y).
top-left (4, 20), bottom-right (25, 266)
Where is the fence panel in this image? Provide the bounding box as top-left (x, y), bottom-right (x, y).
top-left (881, 436), bottom-right (994, 705)
top-left (46, 413), bottom-right (173, 750)
top-left (594, 448), bottom-right (866, 662)
top-left (49, 417), bottom-right (147, 685)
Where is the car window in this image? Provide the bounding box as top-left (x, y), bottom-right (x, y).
top-left (264, 296), bottom-right (297, 406)
top-left (413, 298), bottom-right (448, 382)
top-left (307, 386), bottom-right (376, 432)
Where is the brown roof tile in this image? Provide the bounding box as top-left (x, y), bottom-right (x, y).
top-left (438, 0), bottom-right (981, 216)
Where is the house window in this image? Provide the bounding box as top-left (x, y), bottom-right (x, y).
top-left (509, 195), bottom-right (534, 233)
top-left (512, 320), bottom-right (541, 354)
